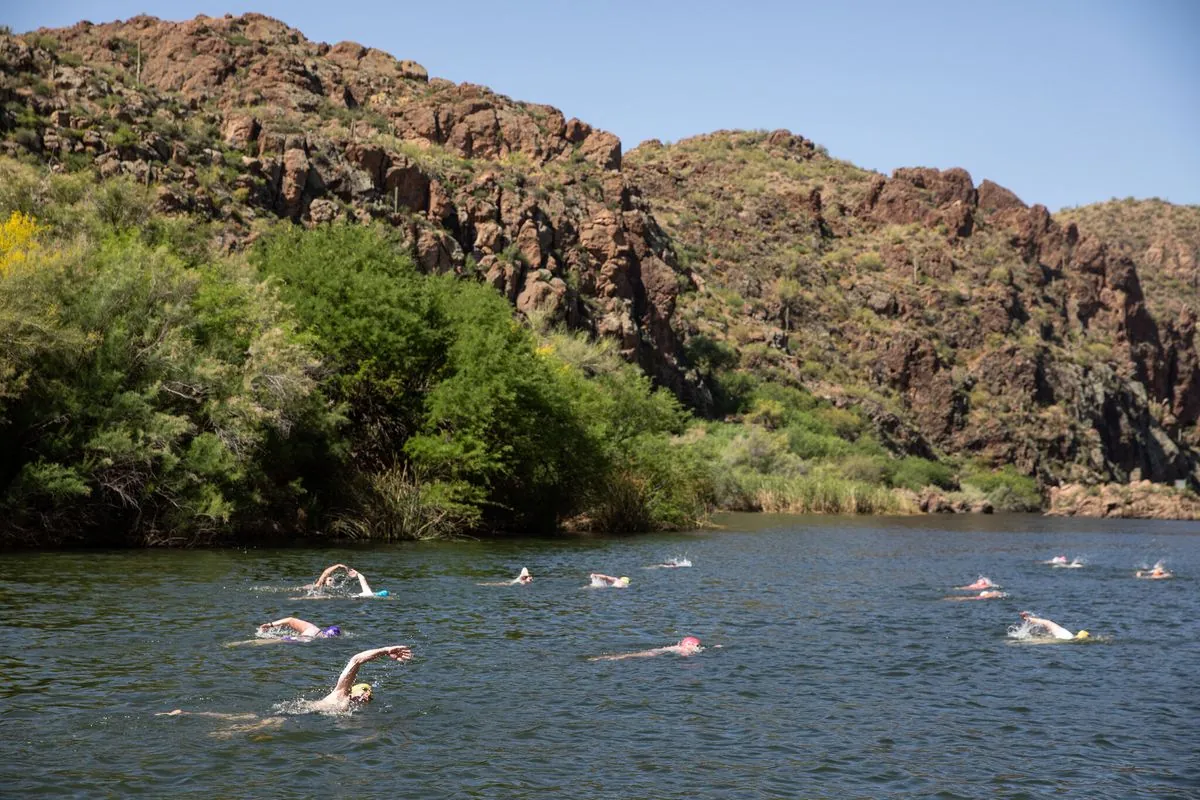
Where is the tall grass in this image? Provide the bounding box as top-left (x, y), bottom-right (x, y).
top-left (752, 473), bottom-right (915, 515)
top-left (328, 467), bottom-right (480, 541)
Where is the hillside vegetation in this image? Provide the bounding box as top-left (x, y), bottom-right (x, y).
top-left (1, 15), bottom-right (1198, 542)
top-left (627, 131), bottom-right (1200, 489)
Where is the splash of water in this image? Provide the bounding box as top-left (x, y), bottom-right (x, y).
top-left (1006, 619), bottom-right (1036, 640)
top-left (646, 556), bottom-right (692, 569)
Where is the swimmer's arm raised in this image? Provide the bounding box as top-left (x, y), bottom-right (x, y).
top-left (332, 646), bottom-right (412, 696)
top-left (348, 569), bottom-right (374, 596)
top-left (312, 564), bottom-right (348, 589)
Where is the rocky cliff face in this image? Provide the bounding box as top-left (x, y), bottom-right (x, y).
top-left (0, 14), bottom-right (705, 407)
top-left (626, 131), bottom-right (1200, 487)
top-left (1056, 199), bottom-right (1200, 321)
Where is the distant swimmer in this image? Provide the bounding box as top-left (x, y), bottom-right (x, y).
top-left (1043, 555), bottom-right (1068, 565)
top-left (943, 590), bottom-right (1008, 601)
top-left (477, 567), bottom-right (533, 587)
top-left (1054, 558), bottom-right (1085, 569)
top-left (1136, 562), bottom-right (1173, 580)
top-left (303, 563), bottom-right (350, 591)
top-left (1015, 611), bottom-right (1090, 641)
top-left (158, 645), bottom-right (412, 720)
top-left (295, 567), bottom-right (388, 598)
top-left (956, 576), bottom-right (1000, 591)
top-left (590, 636), bottom-right (703, 662)
top-left (226, 617), bottom-right (343, 647)
top-left (589, 573), bottom-right (631, 588)
top-left (646, 557), bottom-right (692, 569)
top-left (260, 617), bottom-right (342, 640)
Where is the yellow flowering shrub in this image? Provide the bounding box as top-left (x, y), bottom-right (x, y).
top-left (0, 211), bottom-right (43, 276)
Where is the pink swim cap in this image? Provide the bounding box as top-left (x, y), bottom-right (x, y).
top-left (680, 636), bottom-right (701, 647)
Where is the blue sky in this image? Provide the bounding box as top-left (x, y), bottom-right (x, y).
top-left (6, 1), bottom-right (1199, 210)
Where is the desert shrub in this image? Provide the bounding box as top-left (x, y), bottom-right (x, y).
top-left (837, 454), bottom-right (889, 485)
top-left (855, 251), bottom-right (883, 270)
top-left (961, 464), bottom-right (1041, 511)
top-left (891, 456), bottom-right (956, 491)
top-left (88, 177), bottom-right (152, 231)
top-left (0, 226), bottom-right (327, 545)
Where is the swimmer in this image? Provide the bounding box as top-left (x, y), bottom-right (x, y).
top-left (158, 645), bottom-right (412, 721)
top-left (1016, 611), bottom-right (1090, 641)
top-left (1135, 561), bottom-right (1173, 579)
top-left (259, 617), bottom-right (342, 639)
top-left (306, 645), bottom-right (412, 712)
top-left (1053, 558), bottom-right (1085, 569)
top-left (589, 573), bottom-right (631, 588)
top-left (1042, 555), bottom-right (1068, 565)
top-left (589, 636), bottom-right (704, 661)
top-left (955, 576), bottom-right (1000, 590)
top-left (226, 618), bottom-right (342, 647)
top-left (303, 563), bottom-right (349, 591)
top-left (293, 567), bottom-right (388, 598)
top-left (943, 590), bottom-right (1008, 601)
top-left (477, 567), bottom-right (533, 587)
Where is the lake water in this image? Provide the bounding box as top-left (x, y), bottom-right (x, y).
top-left (2, 513), bottom-right (1197, 798)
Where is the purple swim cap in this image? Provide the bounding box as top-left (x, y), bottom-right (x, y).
top-left (319, 626), bottom-right (341, 638)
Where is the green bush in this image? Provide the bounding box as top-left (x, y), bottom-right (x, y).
top-left (251, 223), bottom-right (445, 468)
top-left (837, 454), bottom-right (889, 485)
top-left (0, 228), bottom-right (328, 545)
top-left (961, 464), bottom-right (1041, 511)
top-left (891, 456), bottom-right (956, 491)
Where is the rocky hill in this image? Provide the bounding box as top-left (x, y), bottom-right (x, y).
top-left (0, 13), bottom-right (705, 407)
top-left (3, 14), bottom-right (1198, 496)
top-left (626, 131), bottom-right (1200, 486)
top-left (1056, 198), bottom-right (1200, 321)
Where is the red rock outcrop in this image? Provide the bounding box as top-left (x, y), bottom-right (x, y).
top-left (1048, 480), bottom-right (1200, 519)
top-left (0, 14), bottom-right (704, 408)
top-left (626, 130), bottom-right (1200, 489)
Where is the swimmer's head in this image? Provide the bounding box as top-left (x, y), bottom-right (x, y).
top-left (375, 590), bottom-right (389, 597)
top-left (679, 636), bottom-right (702, 650)
top-left (516, 567), bottom-right (532, 583)
top-left (350, 683), bottom-right (373, 703)
top-left (616, 577), bottom-right (630, 587)
top-left (319, 626), bottom-right (341, 638)
top-left (1075, 630), bottom-right (1090, 640)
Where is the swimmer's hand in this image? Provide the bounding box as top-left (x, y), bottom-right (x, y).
top-left (257, 623), bottom-right (272, 633)
top-left (383, 645), bottom-right (412, 662)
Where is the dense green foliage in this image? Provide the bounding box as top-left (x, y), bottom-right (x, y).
top-left (0, 165), bottom-right (718, 543)
top-left (0, 160), bottom-right (1017, 547)
top-left (0, 188), bottom-right (330, 544)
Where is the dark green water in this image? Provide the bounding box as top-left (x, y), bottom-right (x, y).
top-left (2, 513), bottom-right (1197, 798)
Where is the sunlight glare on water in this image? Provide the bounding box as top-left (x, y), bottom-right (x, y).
top-left (1, 513), bottom-right (1197, 798)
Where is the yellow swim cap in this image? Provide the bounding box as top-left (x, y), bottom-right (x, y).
top-left (350, 683), bottom-right (372, 700)
top-left (618, 577), bottom-right (630, 586)
top-left (1075, 630), bottom-right (1090, 639)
